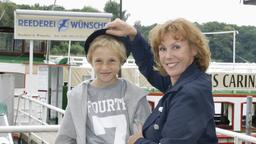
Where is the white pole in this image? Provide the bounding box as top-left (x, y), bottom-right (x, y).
top-left (233, 31), bottom-right (236, 64)
top-left (245, 96), bottom-right (253, 144)
top-left (28, 40), bottom-right (34, 144)
top-left (68, 41), bottom-right (72, 91)
top-left (46, 41), bottom-right (51, 63)
top-left (68, 41), bottom-right (71, 64)
top-left (203, 31), bottom-right (236, 35)
top-left (29, 40), bottom-right (34, 96)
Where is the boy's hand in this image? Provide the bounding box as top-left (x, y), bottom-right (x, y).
top-left (128, 124), bottom-right (143, 144)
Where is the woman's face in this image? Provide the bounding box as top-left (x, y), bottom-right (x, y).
top-left (158, 33), bottom-right (197, 84)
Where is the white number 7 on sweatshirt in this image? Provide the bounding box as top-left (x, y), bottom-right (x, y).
top-left (92, 115), bottom-right (127, 144)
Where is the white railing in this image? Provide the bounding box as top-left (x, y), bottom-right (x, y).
top-left (2, 93), bottom-right (256, 143)
top-left (14, 94), bottom-right (65, 126)
top-left (19, 94), bottom-right (65, 115)
top-left (0, 125), bottom-right (59, 133)
top-left (0, 114), bottom-right (14, 144)
top-left (216, 127), bottom-right (256, 143)
top-left (0, 126), bottom-right (58, 144)
top-left (1, 125), bottom-right (256, 144)
top-left (11, 93), bottom-right (64, 143)
top-left (49, 55), bottom-right (256, 72)
top-left (49, 55), bottom-right (137, 67)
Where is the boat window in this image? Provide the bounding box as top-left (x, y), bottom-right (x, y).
top-left (214, 102), bottom-right (233, 129)
top-left (13, 39), bottom-right (23, 52)
top-left (241, 103), bottom-right (256, 128)
top-left (0, 27), bottom-right (46, 55)
top-left (0, 32), bottom-right (13, 52)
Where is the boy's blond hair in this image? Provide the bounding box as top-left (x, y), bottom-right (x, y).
top-left (86, 35), bottom-right (127, 65)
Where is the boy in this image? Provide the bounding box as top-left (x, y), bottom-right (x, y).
top-left (55, 29), bottom-right (151, 144)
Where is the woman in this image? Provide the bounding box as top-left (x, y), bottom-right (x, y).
top-left (106, 18), bottom-right (218, 144)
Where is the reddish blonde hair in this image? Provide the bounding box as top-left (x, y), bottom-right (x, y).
top-left (149, 18), bottom-right (211, 75)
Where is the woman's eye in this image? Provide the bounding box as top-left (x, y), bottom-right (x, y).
top-left (173, 44), bottom-right (181, 49)
top-left (159, 46), bottom-right (166, 51)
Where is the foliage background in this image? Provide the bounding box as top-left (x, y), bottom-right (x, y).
top-left (1, 1), bottom-right (256, 62)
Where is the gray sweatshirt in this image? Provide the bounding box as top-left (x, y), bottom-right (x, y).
top-left (55, 79), bottom-right (151, 144)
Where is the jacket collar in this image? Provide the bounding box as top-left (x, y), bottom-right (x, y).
top-left (166, 62), bottom-right (202, 93)
top-left (142, 63), bottom-right (202, 131)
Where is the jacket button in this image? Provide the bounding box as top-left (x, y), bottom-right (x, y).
top-left (158, 107), bottom-right (163, 112)
top-left (153, 124), bottom-right (159, 130)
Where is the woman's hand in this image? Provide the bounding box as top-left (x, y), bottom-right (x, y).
top-left (105, 18), bottom-right (137, 40)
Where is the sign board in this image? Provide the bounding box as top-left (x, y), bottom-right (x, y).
top-left (212, 73), bottom-right (256, 91)
top-left (14, 9), bottom-right (112, 41)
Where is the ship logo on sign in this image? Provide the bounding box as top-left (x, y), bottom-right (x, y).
top-left (58, 19), bottom-right (69, 32)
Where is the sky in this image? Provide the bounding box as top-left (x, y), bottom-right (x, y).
top-left (8, 0), bottom-right (256, 27)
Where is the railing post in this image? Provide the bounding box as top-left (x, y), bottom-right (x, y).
top-left (245, 96), bottom-right (253, 144)
top-left (42, 105), bottom-right (46, 123)
top-left (29, 97), bottom-right (32, 143)
top-left (234, 137), bottom-right (242, 144)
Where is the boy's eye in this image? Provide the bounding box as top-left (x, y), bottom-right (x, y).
top-left (95, 59), bottom-right (102, 63)
top-left (110, 59), bottom-right (117, 63)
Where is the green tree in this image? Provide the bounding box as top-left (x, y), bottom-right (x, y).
top-left (50, 41), bottom-right (85, 56)
top-left (16, 4), bottom-right (30, 9)
top-left (2, 1), bottom-right (256, 62)
top-left (0, 2), bottom-right (66, 27)
top-left (104, 1), bottom-right (129, 21)
top-left (134, 20), bottom-right (157, 40)
top-left (80, 6), bottom-right (99, 12)
top-left (104, 1), bottom-right (119, 20)
top-left (71, 6), bottom-right (99, 12)
top-left (200, 22), bottom-right (237, 62)
top-left (237, 26), bottom-right (256, 62)
top-left (0, 2), bottom-right (16, 27)
top-left (51, 41), bottom-right (69, 55)
top-left (70, 42), bottom-right (84, 56)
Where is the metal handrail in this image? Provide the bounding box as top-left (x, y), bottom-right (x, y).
top-left (20, 95), bottom-right (65, 114)
top-left (0, 125), bottom-right (59, 133)
top-left (11, 94), bottom-right (64, 143)
top-left (18, 109), bottom-right (48, 125)
top-left (1, 126), bottom-right (256, 144)
top-left (6, 93), bottom-right (256, 144)
top-left (216, 127), bottom-right (256, 143)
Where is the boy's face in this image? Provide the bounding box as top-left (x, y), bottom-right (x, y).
top-left (91, 46), bottom-right (121, 86)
